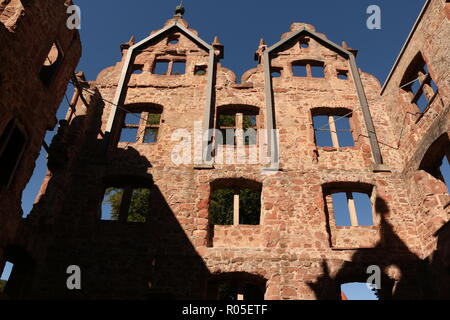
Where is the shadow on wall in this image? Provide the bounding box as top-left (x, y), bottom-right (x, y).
top-left (307, 197), bottom-right (450, 300)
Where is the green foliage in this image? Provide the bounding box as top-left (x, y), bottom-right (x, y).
top-left (146, 113), bottom-right (161, 125)
top-left (219, 114), bottom-right (236, 127)
top-left (128, 188), bottom-right (151, 223)
top-left (195, 70), bottom-right (206, 76)
top-left (210, 188), bottom-right (234, 225)
top-left (239, 189), bottom-right (261, 225)
top-left (209, 188), bottom-right (261, 225)
top-left (103, 188), bottom-right (151, 223)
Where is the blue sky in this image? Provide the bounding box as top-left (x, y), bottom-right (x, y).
top-left (13, 0), bottom-right (431, 299)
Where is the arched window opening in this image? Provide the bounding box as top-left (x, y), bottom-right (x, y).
top-left (194, 65), bottom-right (207, 76)
top-left (299, 38), bottom-right (310, 49)
top-left (101, 177), bottom-right (153, 223)
top-left (419, 134), bottom-right (450, 193)
top-left (341, 282), bottom-right (379, 300)
top-left (210, 179), bottom-right (262, 226)
top-left (271, 67), bottom-right (282, 78)
top-left (40, 42), bottom-right (64, 86)
top-left (167, 34), bottom-right (180, 45)
top-left (400, 52), bottom-right (439, 113)
top-left (207, 273), bottom-right (266, 300)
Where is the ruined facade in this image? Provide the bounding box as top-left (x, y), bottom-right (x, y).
top-left (1, 0), bottom-right (448, 300)
top-left (0, 0), bottom-right (81, 296)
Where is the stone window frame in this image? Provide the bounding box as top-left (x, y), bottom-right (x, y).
top-left (0, 118), bottom-right (28, 188)
top-left (99, 175), bottom-right (153, 223)
top-left (209, 178), bottom-right (263, 227)
top-left (291, 59), bottom-right (325, 78)
top-left (323, 182), bottom-right (378, 228)
top-left (152, 56), bottom-right (187, 76)
top-left (215, 105), bottom-right (260, 147)
top-left (400, 52), bottom-right (439, 118)
top-left (311, 107), bottom-right (356, 149)
top-left (118, 104), bottom-right (163, 144)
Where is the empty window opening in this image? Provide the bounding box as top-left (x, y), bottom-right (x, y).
top-left (119, 108), bottom-right (163, 144)
top-left (0, 262), bottom-right (14, 294)
top-left (210, 187), bottom-right (261, 226)
top-left (420, 134), bottom-right (450, 193)
top-left (337, 70), bottom-right (349, 80)
top-left (299, 38), bottom-right (310, 49)
top-left (440, 156), bottom-right (450, 192)
top-left (119, 113), bottom-right (140, 143)
top-left (143, 113), bottom-right (162, 143)
top-left (331, 192), bottom-right (374, 227)
top-left (217, 109), bottom-right (259, 146)
top-left (171, 61), bottom-right (186, 75)
top-left (292, 63), bottom-right (308, 77)
top-left (341, 283), bottom-right (379, 300)
top-left (207, 274), bottom-right (266, 300)
top-left (0, 120), bottom-right (27, 187)
top-left (167, 34), bottom-right (180, 45)
top-left (313, 114), bottom-right (354, 148)
top-left (311, 64), bottom-right (325, 78)
top-left (243, 115), bottom-right (257, 146)
top-left (292, 60), bottom-right (325, 78)
top-left (218, 114), bottom-right (236, 146)
top-left (102, 185), bottom-right (151, 223)
top-left (216, 281), bottom-right (265, 300)
top-left (132, 64), bottom-right (144, 75)
top-left (271, 67), bottom-right (282, 78)
top-left (401, 52), bottom-right (439, 113)
top-left (40, 42), bottom-right (64, 86)
top-left (194, 65), bottom-right (207, 76)
top-left (153, 60), bottom-right (169, 75)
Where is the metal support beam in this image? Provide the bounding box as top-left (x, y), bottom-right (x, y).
top-left (348, 54), bottom-right (383, 165)
top-left (263, 51), bottom-right (280, 170)
top-left (200, 48), bottom-right (217, 166)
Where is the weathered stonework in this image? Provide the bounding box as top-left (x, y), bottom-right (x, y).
top-left (3, 0), bottom-right (448, 300)
top-left (0, 0), bottom-right (81, 294)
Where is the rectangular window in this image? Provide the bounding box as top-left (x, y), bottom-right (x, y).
top-left (101, 186), bottom-right (151, 223)
top-left (0, 120), bottom-right (27, 187)
top-left (171, 61), bottom-right (186, 75)
top-left (153, 61), bottom-right (169, 75)
top-left (331, 192), bottom-right (374, 227)
top-left (120, 113), bottom-right (141, 143)
top-left (243, 115), bottom-right (257, 146)
top-left (210, 187), bottom-right (261, 226)
top-left (219, 114), bottom-right (237, 146)
top-left (292, 64), bottom-right (308, 77)
top-left (143, 113), bottom-right (162, 143)
top-left (313, 114), bottom-right (354, 148)
top-left (120, 111), bottom-right (162, 144)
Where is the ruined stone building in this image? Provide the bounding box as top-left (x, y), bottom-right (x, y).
top-left (0, 0), bottom-right (81, 296)
top-left (0, 0), bottom-right (449, 299)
